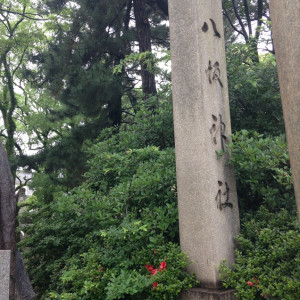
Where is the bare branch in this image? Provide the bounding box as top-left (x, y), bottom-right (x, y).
top-left (0, 8), bottom-right (50, 21)
top-left (223, 7), bottom-right (244, 36)
top-left (13, 47), bottom-right (28, 77)
top-left (231, 0), bottom-right (249, 41)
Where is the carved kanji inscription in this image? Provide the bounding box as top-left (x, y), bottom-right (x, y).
top-left (215, 181), bottom-right (233, 210)
top-left (201, 19), bottom-right (221, 38)
top-left (206, 60), bottom-right (223, 87)
top-left (210, 114), bottom-right (227, 151)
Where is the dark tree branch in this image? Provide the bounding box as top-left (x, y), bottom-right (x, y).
top-left (15, 177), bottom-right (31, 192)
top-left (231, 0), bottom-right (249, 41)
top-left (1, 12), bottom-right (12, 32)
top-left (0, 8), bottom-right (50, 21)
top-left (243, 0), bottom-right (252, 36)
top-left (10, 6), bottom-right (26, 35)
top-left (13, 46), bottom-right (28, 77)
top-left (223, 7), bottom-right (244, 36)
top-left (0, 132), bottom-right (24, 157)
top-left (14, 141), bottom-right (23, 157)
top-left (0, 17), bottom-right (10, 32)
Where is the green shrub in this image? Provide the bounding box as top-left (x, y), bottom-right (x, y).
top-left (227, 130), bottom-right (295, 214)
top-left (94, 99), bottom-right (174, 154)
top-left (227, 46), bottom-right (284, 135)
top-left (20, 107), bottom-right (298, 299)
top-left (20, 145), bottom-right (197, 299)
top-left (48, 243), bottom-right (196, 300)
top-left (220, 207), bottom-right (300, 300)
top-left (219, 130), bottom-right (299, 299)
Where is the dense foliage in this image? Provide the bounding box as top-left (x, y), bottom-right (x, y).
top-left (227, 46), bottom-right (284, 135)
top-left (227, 130), bottom-right (293, 213)
top-left (20, 106), bottom-right (300, 299)
top-left (220, 208), bottom-right (300, 300)
top-left (19, 102), bottom-right (197, 299)
top-left (0, 1), bottom-right (299, 299)
top-left (219, 130), bottom-right (299, 300)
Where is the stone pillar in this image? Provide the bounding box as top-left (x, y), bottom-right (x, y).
top-left (269, 0), bottom-right (300, 221)
top-left (181, 288), bottom-right (237, 300)
top-left (0, 250), bottom-right (11, 300)
top-left (168, 0), bottom-right (240, 295)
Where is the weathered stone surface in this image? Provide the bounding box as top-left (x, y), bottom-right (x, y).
top-left (181, 288), bottom-right (238, 300)
top-left (15, 249), bottom-right (36, 300)
top-left (169, 0), bottom-right (240, 288)
top-left (0, 250), bottom-right (11, 300)
top-left (269, 0), bottom-right (300, 220)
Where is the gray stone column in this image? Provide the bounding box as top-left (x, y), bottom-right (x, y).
top-left (269, 0), bottom-right (300, 221)
top-left (0, 250), bottom-right (11, 300)
top-left (168, 0), bottom-right (240, 292)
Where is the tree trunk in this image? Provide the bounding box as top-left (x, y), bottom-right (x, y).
top-left (133, 0), bottom-right (157, 98)
top-left (0, 140), bottom-right (17, 299)
top-left (0, 141), bottom-right (35, 299)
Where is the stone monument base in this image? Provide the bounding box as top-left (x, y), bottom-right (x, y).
top-left (181, 288), bottom-right (238, 300)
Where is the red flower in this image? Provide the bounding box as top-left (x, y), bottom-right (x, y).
top-left (152, 281), bottom-right (159, 289)
top-left (145, 264), bottom-right (158, 275)
top-left (154, 249), bottom-right (157, 254)
top-left (159, 261), bottom-right (167, 271)
top-left (254, 278), bottom-right (258, 283)
top-left (247, 281), bottom-right (254, 287)
top-left (151, 268), bottom-right (158, 275)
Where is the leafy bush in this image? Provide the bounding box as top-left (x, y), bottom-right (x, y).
top-left (220, 207), bottom-right (300, 300)
top-left (48, 243), bottom-right (196, 300)
top-left (226, 130), bottom-right (295, 214)
top-left (20, 102), bottom-right (298, 299)
top-left (219, 130), bottom-right (299, 299)
top-left (20, 142), bottom-right (197, 298)
top-left (94, 99), bottom-right (174, 153)
top-left (227, 45), bottom-right (284, 135)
